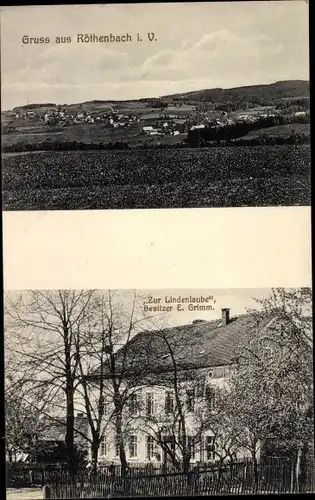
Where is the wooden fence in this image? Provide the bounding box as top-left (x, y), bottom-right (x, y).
top-left (41, 461), bottom-right (315, 498)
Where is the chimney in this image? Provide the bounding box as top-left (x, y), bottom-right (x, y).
top-left (221, 308), bottom-right (230, 326)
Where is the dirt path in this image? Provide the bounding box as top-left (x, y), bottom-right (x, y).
top-left (6, 488), bottom-right (43, 500)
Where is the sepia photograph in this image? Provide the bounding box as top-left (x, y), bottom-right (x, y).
top-left (1, 1), bottom-right (310, 211)
top-left (4, 288), bottom-right (314, 498)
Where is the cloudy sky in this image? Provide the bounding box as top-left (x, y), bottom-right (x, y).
top-left (1, 2), bottom-right (309, 110)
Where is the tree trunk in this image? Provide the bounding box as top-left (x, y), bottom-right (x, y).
top-left (217, 458), bottom-right (224, 494)
top-left (299, 445), bottom-right (308, 492)
top-left (91, 441), bottom-right (99, 469)
top-left (251, 449), bottom-right (258, 493)
top-left (119, 443), bottom-right (128, 476)
top-left (295, 447), bottom-right (302, 493)
top-left (115, 409), bottom-right (127, 476)
top-left (290, 461), bottom-right (294, 493)
top-left (65, 339), bottom-right (76, 476)
top-left (183, 452), bottom-right (191, 474)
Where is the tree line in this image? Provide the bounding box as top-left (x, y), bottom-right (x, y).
top-left (187, 114), bottom-right (310, 147)
top-left (2, 134), bottom-right (310, 154)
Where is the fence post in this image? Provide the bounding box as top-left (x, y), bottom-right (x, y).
top-left (43, 485), bottom-right (51, 499)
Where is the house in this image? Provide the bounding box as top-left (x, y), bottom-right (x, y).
top-left (87, 308), bottom-right (274, 466)
top-left (142, 126), bottom-right (154, 133)
top-left (190, 124), bottom-right (205, 131)
top-left (295, 111), bottom-right (307, 117)
top-left (29, 414), bottom-right (90, 464)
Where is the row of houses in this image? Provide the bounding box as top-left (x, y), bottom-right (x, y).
top-left (43, 109), bottom-right (140, 127)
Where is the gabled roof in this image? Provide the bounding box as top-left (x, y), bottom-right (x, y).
top-left (92, 311), bottom-right (274, 380)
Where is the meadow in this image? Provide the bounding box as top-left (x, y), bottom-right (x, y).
top-left (2, 145), bottom-right (311, 210)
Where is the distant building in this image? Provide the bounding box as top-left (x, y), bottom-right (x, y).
top-left (190, 124), bottom-right (205, 131)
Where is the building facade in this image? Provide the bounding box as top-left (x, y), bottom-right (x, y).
top-left (87, 308), bottom-right (269, 466)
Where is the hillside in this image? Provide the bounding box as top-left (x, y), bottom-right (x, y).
top-left (7, 80), bottom-right (309, 112)
top-left (162, 80), bottom-right (310, 103)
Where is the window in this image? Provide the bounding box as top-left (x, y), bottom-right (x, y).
top-left (165, 391), bottom-right (174, 414)
top-left (186, 390), bottom-right (195, 412)
top-left (99, 395), bottom-right (109, 415)
top-left (206, 436), bottom-right (215, 461)
top-left (100, 434), bottom-right (108, 457)
top-left (187, 436), bottom-right (195, 460)
top-left (129, 393), bottom-right (138, 415)
top-left (146, 393), bottom-right (154, 416)
top-left (129, 435), bottom-right (138, 458)
top-left (205, 386), bottom-right (215, 410)
top-left (146, 435), bottom-right (155, 460)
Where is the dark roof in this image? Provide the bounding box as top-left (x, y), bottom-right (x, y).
top-left (40, 416), bottom-right (89, 443)
top-left (92, 311), bottom-right (274, 379)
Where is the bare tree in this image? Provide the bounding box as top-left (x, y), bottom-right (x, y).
top-left (4, 290), bottom-right (96, 474)
top-left (5, 379), bottom-right (46, 462)
top-left (5, 289), bottom-right (163, 475)
top-left (71, 290), bottom-right (160, 474)
top-left (138, 323), bottom-right (217, 473)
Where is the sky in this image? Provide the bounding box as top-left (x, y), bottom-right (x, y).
top-left (140, 288), bottom-right (270, 327)
top-left (5, 288), bottom-right (271, 332)
top-left (0, 2), bottom-right (309, 110)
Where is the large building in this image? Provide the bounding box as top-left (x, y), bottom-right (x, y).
top-left (87, 308), bottom-right (275, 466)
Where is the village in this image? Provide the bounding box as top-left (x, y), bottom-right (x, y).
top-left (9, 100), bottom-right (307, 141)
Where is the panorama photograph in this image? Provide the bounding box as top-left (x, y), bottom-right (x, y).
top-left (1, 1), bottom-right (311, 211)
top-left (4, 288), bottom-right (314, 498)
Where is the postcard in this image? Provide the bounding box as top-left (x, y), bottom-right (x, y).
top-left (1, 2), bottom-right (312, 499)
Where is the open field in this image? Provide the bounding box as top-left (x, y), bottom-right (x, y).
top-left (2, 123), bottom-right (141, 146)
top-left (2, 145), bottom-right (310, 210)
top-left (241, 123), bottom-right (310, 139)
